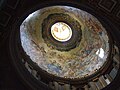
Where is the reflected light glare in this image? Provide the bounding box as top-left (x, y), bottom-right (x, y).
top-left (96, 48), bottom-right (105, 58)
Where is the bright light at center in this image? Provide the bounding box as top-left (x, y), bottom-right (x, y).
top-left (51, 22), bottom-right (72, 42)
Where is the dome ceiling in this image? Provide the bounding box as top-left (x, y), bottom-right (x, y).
top-left (20, 6), bottom-right (110, 79)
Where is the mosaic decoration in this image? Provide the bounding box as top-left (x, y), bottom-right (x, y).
top-left (20, 6), bottom-right (110, 79)
top-left (42, 13), bottom-right (82, 51)
top-left (51, 22), bottom-right (72, 42)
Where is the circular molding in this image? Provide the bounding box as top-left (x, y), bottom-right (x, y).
top-left (42, 13), bottom-right (82, 51)
top-left (8, 1), bottom-right (116, 89)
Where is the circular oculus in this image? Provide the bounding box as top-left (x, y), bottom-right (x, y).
top-left (51, 22), bottom-right (72, 42)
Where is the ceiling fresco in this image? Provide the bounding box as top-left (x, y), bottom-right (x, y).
top-left (20, 6), bottom-right (110, 79)
top-left (51, 22), bottom-right (72, 42)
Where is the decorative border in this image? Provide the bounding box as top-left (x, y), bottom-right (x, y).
top-left (98, 0), bottom-right (117, 12)
top-left (42, 13), bottom-right (82, 51)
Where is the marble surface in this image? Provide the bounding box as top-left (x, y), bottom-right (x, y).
top-left (20, 6), bottom-right (109, 79)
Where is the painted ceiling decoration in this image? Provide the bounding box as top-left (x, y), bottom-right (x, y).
top-left (42, 13), bottom-right (82, 51)
top-left (51, 22), bottom-right (72, 42)
top-left (20, 6), bottom-right (110, 79)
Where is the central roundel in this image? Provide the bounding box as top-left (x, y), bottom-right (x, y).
top-left (42, 13), bottom-right (82, 51)
top-left (51, 22), bottom-right (72, 42)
